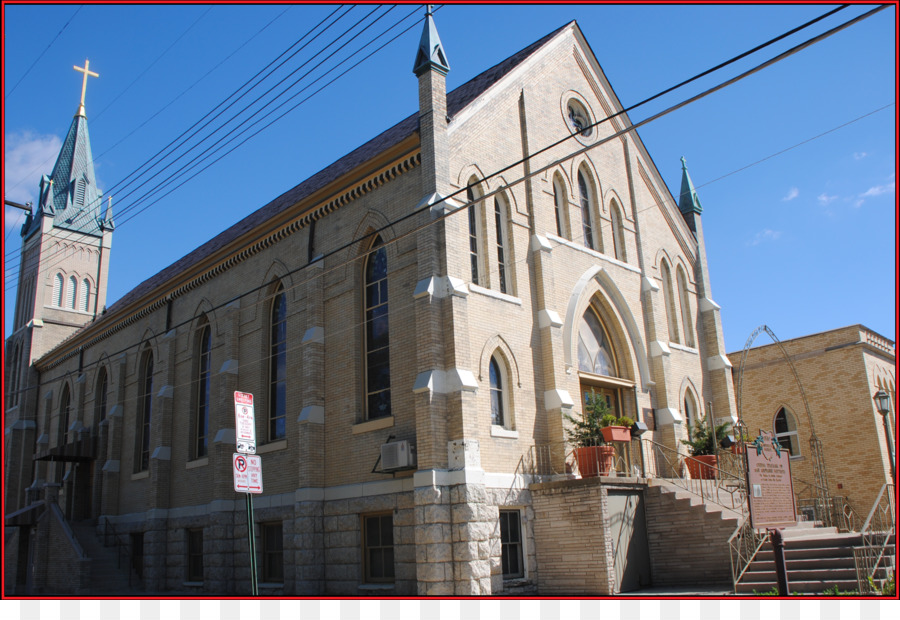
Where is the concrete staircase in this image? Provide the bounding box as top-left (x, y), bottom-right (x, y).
top-left (734, 524), bottom-right (896, 594)
top-left (70, 520), bottom-right (143, 595)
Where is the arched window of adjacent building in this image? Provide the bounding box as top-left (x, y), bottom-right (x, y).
top-left (95, 367), bottom-right (108, 425)
top-left (676, 266), bottom-right (695, 348)
top-left (610, 199), bottom-right (625, 262)
top-left (489, 353), bottom-right (511, 429)
top-left (577, 169), bottom-right (595, 250)
top-left (59, 384), bottom-right (72, 445)
top-left (81, 279), bottom-right (91, 312)
top-left (195, 320), bottom-right (212, 458)
top-left (269, 284), bottom-right (287, 440)
top-left (774, 407), bottom-right (800, 457)
top-left (683, 388), bottom-right (699, 429)
top-left (365, 236), bottom-right (391, 419)
top-left (660, 259), bottom-right (680, 344)
top-left (577, 305), bottom-right (626, 421)
top-left (136, 348), bottom-right (154, 472)
top-left (54, 273), bottom-right (64, 307)
top-left (67, 276), bottom-right (77, 309)
top-left (552, 175), bottom-right (568, 239)
top-left (466, 180), bottom-right (484, 286)
top-left (7, 341), bottom-right (22, 409)
top-left (493, 194), bottom-right (511, 295)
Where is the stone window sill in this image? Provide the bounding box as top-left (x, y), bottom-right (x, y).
top-left (358, 583), bottom-right (395, 591)
top-left (257, 439), bottom-right (288, 454)
top-left (353, 416), bottom-right (394, 435)
top-left (186, 457), bottom-right (209, 470)
top-left (491, 426), bottom-right (518, 439)
top-left (130, 470), bottom-right (149, 481)
top-left (469, 283), bottom-right (522, 306)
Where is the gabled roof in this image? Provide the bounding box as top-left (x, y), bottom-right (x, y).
top-left (90, 22), bottom-right (571, 327)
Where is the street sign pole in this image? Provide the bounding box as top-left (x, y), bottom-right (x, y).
top-left (246, 492), bottom-right (258, 596)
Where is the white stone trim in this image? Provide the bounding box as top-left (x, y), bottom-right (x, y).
top-left (699, 297), bottom-right (720, 312)
top-left (298, 405), bottom-right (324, 424)
top-left (75, 373), bottom-right (86, 384)
top-left (490, 426), bottom-right (519, 439)
top-left (413, 277), bottom-right (437, 299)
top-left (11, 420), bottom-right (36, 430)
top-left (414, 275), bottom-right (469, 300)
top-left (468, 283), bottom-right (523, 305)
top-left (482, 472), bottom-right (534, 490)
top-left (186, 457), bottom-right (208, 470)
top-left (649, 340), bottom-right (671, 358)
top-left (655, 407), bottom-right (683, 425)
top-left (641, 276), bottom-right (660, 293)
top-left (414, 467), bottom-right (485, 488)
top-left (219, 359), bottom-right (239, 374)
top-left (130, 470), bottom-right (149, 481)
top-left (108, 404), bottom-right (123, 418)
top-left (151, 446), bottom-right (171, 461)
top-left (301, 326), bottom-right (324, 344)
top-left (413, 369), bottom-right (479, 394)
top-left (213, 428), bottom-right (235, 444)
top-left (546, 233), bottom-right (642, 274)
top-left (538, 309), bottom-right (563, 328)
top-left (530, 234), bottom-right (552, 252)
top-left (669, 342), bottom-right (698, 355)
top-left (352, 416), bottom-right (394, 434)
top-left (102, 460), bottom-right (120, 473)
top-left (707, 354), bottom-right (733, 371)
top-left (544, 388), bottom-right (575, 410)
top-left (257, 439), bottom-right (288, 453)
top-left (157, 385), bottom-right (174, 399)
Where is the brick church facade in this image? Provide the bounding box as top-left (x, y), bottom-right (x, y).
top-left (5, 14), bottom-right (739, 595)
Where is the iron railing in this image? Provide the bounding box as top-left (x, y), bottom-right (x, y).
top-left (100, 516), bottom-right (140, 588)
top-left (792, 477), bottom-right (857, 532)
top-left (854, 483), bottom-right (895, 593)
top-left (728, 517), bottom-right (768, 592)
top-left (527, 437), bottom-right (643, 479)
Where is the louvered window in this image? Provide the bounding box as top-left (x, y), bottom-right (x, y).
top-left (53, 274), bottom-right (64, 306)
top-left (75, 179), bottom-right (86, 206)
top-left (81, 279), bottom-right (91, 312)
top-left (67, 276), bottom-right (77, 309)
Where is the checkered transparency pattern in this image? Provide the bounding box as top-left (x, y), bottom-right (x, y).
top-left (2, 599), bottom-right (897, 619)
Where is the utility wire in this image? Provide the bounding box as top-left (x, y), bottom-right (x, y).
top-left (9, 4), bottom-right (886, 386)
top-left (4, 6), bottom-right (82, 98)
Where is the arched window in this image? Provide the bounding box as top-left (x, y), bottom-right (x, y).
top-left (81, 279), bottom-right (91, 312)
top-left (774, 407), bottom-right (800, 457)
top-left (676, 266), bottom-right (695, 348)
top-left (365, 237), bottom-right (391, 419)
top-left (67, 276), bottom-right (77, 309)
top-left (577, 169), bottom-right (595, 250)
top-left (7, 341), bottom-right (22, 409)
top-left (195, 321), bottom-right (212, 458)
top-left (269, 285), bottom-right (287, 440)
top-left (95, 367), bottom-right (108, 424)
top-left (683, 389), bottom-right (699, 429)
top-left (493, 195), bottom-right (510, 294)
top-left (59, 384), bottom-right (72, 445)
top-left (610, 200), bottom-right (625, 262)
top-left (466, 182), bottom-right (483, 286)
top-left (489, 354), bottom-right (510, 428)
top-left (552, 175), bottom-right (568, 238)
top-left (578, 308), bottom-right (618, 378)
top-left (136, 348), bottom-right (154, 472)
top-left (54, 273), bottom-right (64, 307)
top-left (660, 260), bottom-right (680, 344)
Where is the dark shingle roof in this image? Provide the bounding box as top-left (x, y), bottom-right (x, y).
top-left (75, 22), bottom-right (573, 336)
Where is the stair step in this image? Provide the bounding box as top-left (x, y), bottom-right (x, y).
top-left (735, 579), bottom-right (861, 594)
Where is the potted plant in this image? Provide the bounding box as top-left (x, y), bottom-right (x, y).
top-left (681, 416), bottom-right (732, 480)
top-left (599, 412), bottom-right (635, 443)
top-left (565, 394), bottom-right (634, 477)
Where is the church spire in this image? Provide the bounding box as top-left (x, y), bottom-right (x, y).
top-left (73, 59), bottom-right (99, 118)
top-left (413, 5), bottom-right (450, 76)
top-left (677, 156), bottom-right (702, 233)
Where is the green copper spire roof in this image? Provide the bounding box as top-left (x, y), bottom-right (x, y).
top-left (413, 6), bottom-right (450, 76)
top-left (678, 156), bottom-right (703, 215)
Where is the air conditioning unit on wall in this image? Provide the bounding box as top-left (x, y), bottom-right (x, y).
top-left (381, 440), bottom-right (415, 471)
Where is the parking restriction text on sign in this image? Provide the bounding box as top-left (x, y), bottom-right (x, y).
top-left (234, 391), bottom-right (257, 454)
top-left (233, 453), bottom-right (263, 494)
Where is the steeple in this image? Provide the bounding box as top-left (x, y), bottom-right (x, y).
top-left (23, 60), bottom-right (102, 239)
top-left (413, 5), bottom-right (450, 77)
top-left (677, 156), bottom-right (702, 233)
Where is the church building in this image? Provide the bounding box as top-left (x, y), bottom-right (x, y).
top-left (5, 13), bottom-right (738, 596)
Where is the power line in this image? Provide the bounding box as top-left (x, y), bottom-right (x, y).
top-left (4, 6), bottom-right (82, 98)
top-left (9, 4), bottom-right (887, 387)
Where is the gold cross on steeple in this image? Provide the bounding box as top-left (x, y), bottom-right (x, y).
top-left (73, 59), bottom-right (99, 117)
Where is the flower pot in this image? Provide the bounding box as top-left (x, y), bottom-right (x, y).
top-left (600, 425), bottom-right (631, 443)
top-left (731, 443), bottom-right (745, 455)
top-left (574, 445), bottom-right (616, 478)
top-left (685, 454), bottom-right (718, 479)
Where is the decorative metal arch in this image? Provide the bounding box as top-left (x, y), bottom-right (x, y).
top-left (736, 325), bottom-right (832, 527)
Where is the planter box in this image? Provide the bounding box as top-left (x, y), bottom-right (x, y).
top-left (574, 445), bottom-right (615, 478)
top-left (600, 426), bottom-right (631, 443)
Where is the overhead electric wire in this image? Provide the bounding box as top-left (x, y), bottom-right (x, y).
top-left (4, 6), bottom-right (82, 98)
top-left (5, 5), bottom-right (420, 284)
top-left (6, 4), bottom-right (887, 395)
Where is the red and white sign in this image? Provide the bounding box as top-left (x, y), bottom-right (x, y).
top-left (233, 453), bottom-right (263, 494)
top-left (234, 391), bottom-right (257, 454)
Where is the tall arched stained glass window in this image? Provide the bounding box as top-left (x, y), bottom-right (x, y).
top-left (577, 170), bottom-right (595, 250)
top-left (269, 285), bottom-right (287, 440)
top-left (196, 322), bottom-right (212, 457)
top-left (577, 308), bottom-right (618, 377)
top-left (365, 237), bottom-right (391, 419)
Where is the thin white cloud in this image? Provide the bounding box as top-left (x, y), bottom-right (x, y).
top-left (853, 152), bottom-right (867, 160)
top-left (817, 193), bottom-right (837, 205)
top-left (782, 187), bottom-right (799, 201)
top-left (853, 199), bottom-right (864, 208)
top-left (860, 182), bottom-right (895, 198)
top-left (4, 131), bottom-right (61, 206)
top-left (748, 229), bottom-right (782, 246)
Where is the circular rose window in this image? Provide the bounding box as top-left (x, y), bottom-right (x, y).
top-left (567, 99), bottom-right (592, 137)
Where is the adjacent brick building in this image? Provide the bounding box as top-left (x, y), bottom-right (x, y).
top-left (5, 14), bottom-right (739, 595)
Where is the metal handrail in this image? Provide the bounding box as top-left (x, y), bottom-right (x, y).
top-left (728, 517), bottom-right (768, 591)
top-left (854, 483), bottom-right (895, 592)
top-left (100, 516), bottom-right (138, 587)
top-left (792, 477), bottom-right (857, 532)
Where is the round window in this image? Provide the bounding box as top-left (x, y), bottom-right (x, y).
top-left (567, 99), bottom-right (592, 137)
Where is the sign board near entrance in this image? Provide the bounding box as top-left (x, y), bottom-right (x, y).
top-left (234, 391), bottom-right (257, 454)
top-left (746, 431), bottom-right (796, 529)
top-left (233, 453), bottom-right (263, 494)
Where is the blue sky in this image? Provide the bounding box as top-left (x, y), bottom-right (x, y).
top-left (3, 3), bottom-right (896, 352)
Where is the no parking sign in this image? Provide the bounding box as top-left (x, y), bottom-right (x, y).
top-left (233, 453), bottom-right (263, 494)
